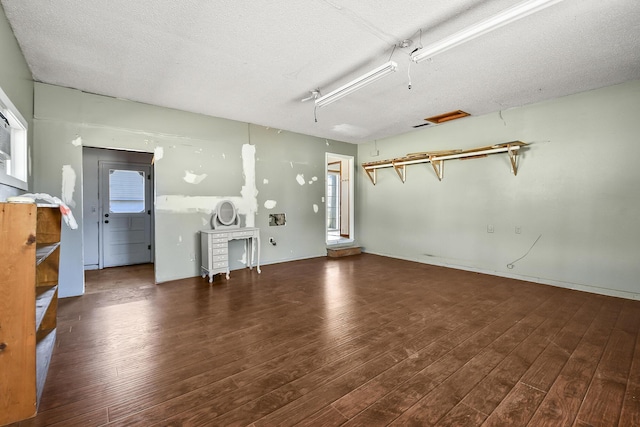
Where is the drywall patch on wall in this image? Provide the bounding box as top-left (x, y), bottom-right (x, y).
top-left (263, 178), bottom-right (269, 184)
top-left (296, 174), bottom-right (305, 186)
top-left (264, 200), bottom-right (277, 209)
top-left (61, 165), bottom-right (76, 208)
top-left (157, 143), bottom-right (258, 227)
top-left (183, 171), bottom-right (207, 184)
top-left (312, 176), bottom-right (318, 182)
top-left (240, 144), bottom-right (258, 227)
top-left (71, 136), bottom-right (82, 147)
top-left (313, 204), bottom-right (319, 213)
top-left (154, 146), bottom-right (164, 162)
top-left (157, 195), bottom-right (239, 213)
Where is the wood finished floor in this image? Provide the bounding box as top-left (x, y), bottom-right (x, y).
top-left (15, 254), bottom-right (640, 426)
top-left (84, 264), bottom-right (155, 294)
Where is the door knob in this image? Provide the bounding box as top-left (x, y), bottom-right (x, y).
top-left (105, 220), bottom-right (109, 224)
top-left (105, 213), bottom-right (109, 217)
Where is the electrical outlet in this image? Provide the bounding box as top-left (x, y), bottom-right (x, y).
top-left (487, 224), bottom-right (494, 233)
top-left (515, 226), bottom-right (522, 234)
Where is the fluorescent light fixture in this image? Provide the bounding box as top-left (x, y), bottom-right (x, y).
top-left (315, 61), bottom-right (398, 108)
top-left (412, 0), bottom-right (564, 63)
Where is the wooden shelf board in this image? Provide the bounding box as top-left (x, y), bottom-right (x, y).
top-left (362, 141), bottom-right (527, 182)
top-left (35, 285), bottom-right (58, 331)
top-left (35, 329), bottom-right (57, 410)
top-left (35, 243), bottom-right (60, 266)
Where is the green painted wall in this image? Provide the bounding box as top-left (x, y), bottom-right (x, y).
top-left (33, 83), bottom-right (356, 297)
top-left (0, 3), bottom-right (33, 199)
top-left (357, 80), bottom-right (640, 299)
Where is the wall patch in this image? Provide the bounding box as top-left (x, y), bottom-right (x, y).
top-left (157, 144), bottom-right (258, 227)
top-left (183, 171), bottom-right (207, 184)
top-left (154, 146), bottom-right (164, 162)
top-left (61, 165), bottom-right (76, 208)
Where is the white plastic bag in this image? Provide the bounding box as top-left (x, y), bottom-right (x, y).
top-left (19, 193), bottom-right (78, 229)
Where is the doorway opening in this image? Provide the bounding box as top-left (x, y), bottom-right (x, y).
top-left (326, 153), bottom-right (354, 245)
top-left (82, 147), bottom-right (155, 293)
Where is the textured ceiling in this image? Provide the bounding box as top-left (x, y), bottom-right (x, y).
top-left (2, 0), bottom-right (639, 143)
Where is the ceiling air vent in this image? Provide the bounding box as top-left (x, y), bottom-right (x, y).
top-left (424, 110), bottom-right (470, 124)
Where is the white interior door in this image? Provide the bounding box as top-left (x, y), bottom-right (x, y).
top-left (100, 162), bottom-right (152, 268)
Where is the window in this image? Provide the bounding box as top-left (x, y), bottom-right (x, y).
top-left (327, 172), bottom-right (340, 230)
top-left (0, 86), bottom-right (28, 190)
top-left (108, 169), bottom-right (145, 213)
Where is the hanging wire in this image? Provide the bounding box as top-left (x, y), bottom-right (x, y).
top-left (388, 44), bottom-right (397, 62)
top-left (499, 110), bottom-right (507, 126)
top-left (507, 234), bottom-right (542, 269)
top-left (406, 28), bottom-right (424, 89)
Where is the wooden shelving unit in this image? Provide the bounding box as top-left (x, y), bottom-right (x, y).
top-left (361, 141), bottom-right (527, 185)
top-left (0, 202), bottom-right (61, 425)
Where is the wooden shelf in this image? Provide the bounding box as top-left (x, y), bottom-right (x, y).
top-left (361, 141), bottom-right (527, 185)
top-left (36, 244), bottom-right (60, 288)
top-left (0, 203), bottom-right (61, 425)
top-left (35, 286), bottom-right (58, 332)
top-left (36, 243), bottom-right (60, 266)
top-left (35, 329), bottom-right (57, 409)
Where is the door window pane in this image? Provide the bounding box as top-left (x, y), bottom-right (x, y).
top-left (109, 169), bottom-right (145, 213)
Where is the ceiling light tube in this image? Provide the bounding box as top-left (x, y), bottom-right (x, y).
top-left (315, 61), bottom-right (398, 108)
top-left (411, 0), bottom-right (564, 63)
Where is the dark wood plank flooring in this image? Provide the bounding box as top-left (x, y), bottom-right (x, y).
top-left (16, 254), bottom-right (640, 426)
top-left (84, 263), bottom-right (154, 294)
